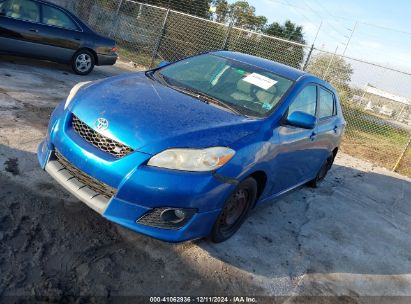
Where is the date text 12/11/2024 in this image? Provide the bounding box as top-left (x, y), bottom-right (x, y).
top-left (149, 296), bottom-right (257, 303)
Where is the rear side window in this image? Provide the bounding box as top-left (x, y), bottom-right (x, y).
top-left (42, 4), bottom-right (78, 30)
top-left (1, 0), bottom-right (40, 22)
top-left (318, 87), bottom-right (336, 118)
top-left (288, 85), bottom-right (317, 117)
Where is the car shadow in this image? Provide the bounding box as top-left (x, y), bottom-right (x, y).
top-left (199, 160), bottom-right (411, 278)
top-left (1, 142), bottom-right (411, 297)
top-left (0, 54), bottom-right (133, 79)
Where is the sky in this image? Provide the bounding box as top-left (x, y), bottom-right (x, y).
top-left (229, 0), bottom-right (411, 97)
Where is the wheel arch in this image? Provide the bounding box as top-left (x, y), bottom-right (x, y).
top-left (332, 147), bottom-right (339, 158)
top-left (248, 170), bottom-right (267, 207)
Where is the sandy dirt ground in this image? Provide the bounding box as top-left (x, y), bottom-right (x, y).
top-left (1, 55), bottom-right (411, 301)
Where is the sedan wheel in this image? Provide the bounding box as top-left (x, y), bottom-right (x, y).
top-left (72, 50), bottom-right (95, 75)
top-left (210, 177), bottom-right (257, 243)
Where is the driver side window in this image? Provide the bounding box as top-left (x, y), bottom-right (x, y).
top-left (288, 85), bottom-right (317, 117)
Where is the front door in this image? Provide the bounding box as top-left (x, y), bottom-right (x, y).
top-left (271, 85), bottom-right (323, 194)
top-left (0, 0), bottom-right (42, 56)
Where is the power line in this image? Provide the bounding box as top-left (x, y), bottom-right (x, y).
top-left (360, 22), bottom-right (411, 36)
top-left (300, 0), bottom-right (411, 36)
top-left (264, 0), bottom-right (351, 49)
top-left (299, 0), bottom-right (351, 38)
top-left (265, 0), bottom-right (341, 44)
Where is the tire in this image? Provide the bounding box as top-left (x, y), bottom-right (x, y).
top-left (210, 177), bottom-right (258, 243)
top-left (307, 153), bottom-right (335, 188)
top-left (72, 49), bottom-right (95, 75)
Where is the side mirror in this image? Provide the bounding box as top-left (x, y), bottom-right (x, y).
top-left (286, 111), bottom-right (317, 129)
top-left (157, 60), bottom-right (170, 68)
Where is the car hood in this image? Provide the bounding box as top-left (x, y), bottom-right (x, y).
top-left (70, 73), bottom-right (261, 155)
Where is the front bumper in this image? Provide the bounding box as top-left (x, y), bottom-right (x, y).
top-left (37, 134), bottom-right (234, 242)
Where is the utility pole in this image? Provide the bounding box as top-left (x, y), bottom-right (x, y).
top-left (323, 45), bottom-right (339, 79)
top-left (342, 20), bottom-right (358, 56)
top-left (312, 20), bottom-right (323, 47)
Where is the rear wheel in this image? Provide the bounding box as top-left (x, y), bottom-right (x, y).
top-left (72, 50), bottom-right (95, 75)
top-left (210, 177), bottom-right (257, 243)
top-left (308, 154), bottom-right (335, 188)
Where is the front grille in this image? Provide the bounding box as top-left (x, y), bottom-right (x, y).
top-left (55, 151), bottom-right (115, 198)
top-left (72, 115), bottom-right (134, 158)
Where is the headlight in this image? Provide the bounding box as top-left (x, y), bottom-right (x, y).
top-left (64, 81), bottom-right (92, 109)
top-left (147, 147), bottom-right (235, 172)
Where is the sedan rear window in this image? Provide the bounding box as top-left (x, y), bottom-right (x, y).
top-left (156, 54), bottom-right (294, 117)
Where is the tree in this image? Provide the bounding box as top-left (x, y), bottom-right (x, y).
top-left (264, 20), bottom-right (305, 44)
top-left (141, 0), bottom-right (211, 18)
top-left (307, 54), bottom-right (354, 102)
top-left (210, 0), bottom-right (267, 31)
top-left (211, 0), bottom-right (230, 23)
top-left (257, 20), bottom-right (306, 68)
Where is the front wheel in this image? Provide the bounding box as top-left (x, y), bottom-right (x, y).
top-left (72, 50), bottom-right (95, 75)
top-left (210, 177), bottom-right (257, 243)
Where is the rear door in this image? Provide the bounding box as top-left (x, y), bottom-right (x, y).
top-left (315, 86), bottom-right (341, 159)
top-left (0, 0), bottom-right (41, 55)
top-left (272, 85), bottom-right (323, 194)
top-left (34, 2), bottom-right (82, 62)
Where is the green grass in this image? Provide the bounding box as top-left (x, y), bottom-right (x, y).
top-left (340, 103), bottom-right (411, 177)
top-left (117, 46), bottom-right (161, 69)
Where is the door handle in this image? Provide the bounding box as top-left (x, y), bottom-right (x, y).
top-left (333, 125), bottom-right (338, 133)
top-left (29, 28), bottom-right (38, 33)
top-left (310, 132), bottom-right (317, 141)
top-left (74, 37), bottom-right (81, 41)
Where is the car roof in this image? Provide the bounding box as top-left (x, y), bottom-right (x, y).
top-left (210, 50), bottom-right (308, 81)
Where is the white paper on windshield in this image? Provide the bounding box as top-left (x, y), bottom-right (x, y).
top-left (243, 73), bottom-right (277, 90)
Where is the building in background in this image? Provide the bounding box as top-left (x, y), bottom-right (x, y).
top-left (355, 85), bottom-right (411, 125)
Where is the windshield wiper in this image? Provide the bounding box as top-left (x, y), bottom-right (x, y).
top-left (197, 92), bottom-right (243, 116)
top-left (149, 72), bottom-right (243, 116)
top-left (173, 86), bottom-right (243, 116)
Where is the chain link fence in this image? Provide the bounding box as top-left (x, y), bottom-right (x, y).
top-left (49, 0), bottom-right (411, 178)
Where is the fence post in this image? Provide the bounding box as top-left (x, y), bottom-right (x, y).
top-left (109, 0), bottom-right (124, 38)
top-left (393, 134), bottom-right (411, 172)
top-left (302, 44), bottom-right (314, 71)
top-left (150, 9), bottom-right (170, 68)
top-left (222, 23), bottom-right (233, 50)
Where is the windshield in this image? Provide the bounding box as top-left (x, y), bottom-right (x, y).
top-left (155, 54), bottom-right (294, 117)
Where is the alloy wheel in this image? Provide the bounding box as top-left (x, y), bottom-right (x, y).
top-left (75, 53), bottom-right (92, 73)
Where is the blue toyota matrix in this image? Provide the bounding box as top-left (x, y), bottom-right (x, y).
top-left (38, 51), bottom-right (346, 242)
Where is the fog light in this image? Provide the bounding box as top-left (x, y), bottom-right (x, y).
top-left (161, 208), bottom-right (186, 223)
top-left (137, 207), bottom-right (196, 230)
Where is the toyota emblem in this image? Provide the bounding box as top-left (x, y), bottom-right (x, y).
top-left (95, 118), bottom-right (109, 131)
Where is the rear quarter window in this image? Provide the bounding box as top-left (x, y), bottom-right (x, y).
top-left (318, 87), bottom-right (336, 118)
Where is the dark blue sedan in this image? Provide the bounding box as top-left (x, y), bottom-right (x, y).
top-left (37, 51), bottom-right (346, 242)
top-left (0, 0), bottom-right (117, 74)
